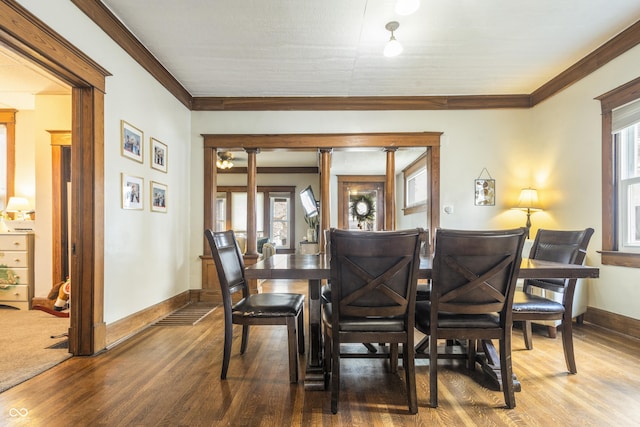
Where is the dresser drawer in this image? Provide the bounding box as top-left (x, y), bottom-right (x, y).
top-left (0, 284), bottom-right (29, 302)
top-left (0, 234), bottom-right (29, 250)
top-left (0, 267), bottom-right (30, 285)
top-left (0, 250), bottom-right (29, 267)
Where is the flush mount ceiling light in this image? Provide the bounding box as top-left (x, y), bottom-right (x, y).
top-left (216, 151), bottom-right (234, 169)
top-left (395, 0), bottom-right (420, 15)
top-left (384, 21), bottom-right (403, 57)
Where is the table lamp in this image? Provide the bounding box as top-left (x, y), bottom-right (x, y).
top-left (6, 197), bottom-right (31, 221)
top-left (515, 188), bottom-right (542, 239)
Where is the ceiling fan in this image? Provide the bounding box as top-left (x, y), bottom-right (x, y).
top-left (216, 151), bottom-right (235, 169)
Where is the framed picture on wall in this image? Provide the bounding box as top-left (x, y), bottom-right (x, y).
top-left (121, 120), bottom-right (144, 163)
top-left (474, 178), bottom-right (495, 206)
top-left (150, 138), bottom-right (168, 172)
top-left (122, 173), bottom-right (144, 210)
top-left (150, 181), bottom-right (167, 213)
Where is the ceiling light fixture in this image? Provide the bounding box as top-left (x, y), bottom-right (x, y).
top-left (395, 0), bottom-right (420, 15)
top-left (384, 21), bottom-right (403, 58)
top-left (216, 151), bottom-right (234, 169)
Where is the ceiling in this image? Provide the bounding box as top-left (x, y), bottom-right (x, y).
top-left (100, 0), bottom-right (640, 97)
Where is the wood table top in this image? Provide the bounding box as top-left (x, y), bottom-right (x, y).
top-left (245, 254), bottom-right (600, 281)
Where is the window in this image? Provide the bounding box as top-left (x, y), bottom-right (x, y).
top-left (403, 151), bottom-right (429, 215)
top-left (270, 194), bottom-right (290, 247)
top-left (216, 186), bottom-right (295, 251)
top-left (598, 77), bottom-right (640, 267)
top-left (615, 101), bottom-right (640, 253)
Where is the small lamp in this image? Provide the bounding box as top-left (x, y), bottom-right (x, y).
top-left (515, 188), bottom-right (541, 239)
top-left (384, 21), bottom-right (403, 57)
top-left (6, 197), bottom-right (31, 221)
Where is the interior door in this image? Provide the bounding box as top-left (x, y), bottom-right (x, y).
top-left (337, 176), bottom-right (385, 230)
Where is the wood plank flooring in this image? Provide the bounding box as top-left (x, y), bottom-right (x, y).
top-left (1, 280), bottom-right (639, 426)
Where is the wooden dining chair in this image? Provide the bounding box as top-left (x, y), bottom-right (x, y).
top-left (415, 228), bottom-right (526, 408)
top-left (205, 229), bottom-right (305, 383)
top-left (512, 227), bottom-right (594, 374)
top-left (323, 228), bottom-right (426, 414)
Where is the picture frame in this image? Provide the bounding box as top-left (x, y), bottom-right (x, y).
top-left (150, 181), bottom-right (167, 213)
top-left (122, 173), bottom-right (144, 210)
top-left (474, 178), bottom-right (495, 206)
top-left (121, 120), bottom-right (144, 163)
top-left (150, 138), bottom-right (168, 172)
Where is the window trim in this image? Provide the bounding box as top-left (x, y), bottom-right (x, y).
top-left (403, 151), bottom-right (429, 215)
top-left (597, 76), bottom-right (640, 267)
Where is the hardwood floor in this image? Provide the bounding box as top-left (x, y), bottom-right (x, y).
top-left (1, 280), bottom-right (639, 426)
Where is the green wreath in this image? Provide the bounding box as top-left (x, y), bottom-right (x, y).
top-left (350, 194), bottom-right (375, 223)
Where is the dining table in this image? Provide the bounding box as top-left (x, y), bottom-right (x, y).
top-left (244, 253), bottom-right (600, 391)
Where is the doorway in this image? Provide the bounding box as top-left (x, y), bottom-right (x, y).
top-left (1, 3), bottom-right (109, 355)
top-left (337, 175), bottom-right (385, 230)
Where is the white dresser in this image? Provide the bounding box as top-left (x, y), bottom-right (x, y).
top-left (0, 232), bottom-right (35, 310)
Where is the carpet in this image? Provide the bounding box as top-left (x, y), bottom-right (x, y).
top-left (0, 307), bottom-right (72, 393)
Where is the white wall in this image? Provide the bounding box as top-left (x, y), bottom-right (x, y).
top-left (19, 0), bottom-right (193, 324)
top-left (529, 44), bottom-right (640, 320)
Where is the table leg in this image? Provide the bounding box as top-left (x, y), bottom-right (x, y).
top-left (304, 278), bottom-right (325, 390)
top-left (477, 339), bottom-right (521, 392)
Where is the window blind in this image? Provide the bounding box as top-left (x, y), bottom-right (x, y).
top-left (612, 98), bottom-right (640, 133)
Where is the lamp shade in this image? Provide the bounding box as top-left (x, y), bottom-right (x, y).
top-left (516, 188), bottom-right (541, 210)
top-left (384, 37), bottom-right (403, 57)
top-left (5, 197), bottom-right (30, 212)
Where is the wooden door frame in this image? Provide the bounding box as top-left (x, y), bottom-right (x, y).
top-left (49, 131), bottom-right (71, 285)
top-left (337, 175), bottom-right (385, 230)
top-left (0, 1), bottom-right (109, 355)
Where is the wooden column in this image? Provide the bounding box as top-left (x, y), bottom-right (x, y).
top-left (203, 147), bottom-right (217, 252)
top-left (245, 148), bottom-right (259, 257)
top-left (201, 147), bottom-right (218, 303)
top-left (319, 149), bottom-right (332, 252)
top-left (384, 147), bottom-right (397, 230)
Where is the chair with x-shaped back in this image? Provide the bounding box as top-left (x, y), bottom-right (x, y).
top-left (323, 228), bottom-right (426, 414)
top-left (415, 228), bottom-right (526, 408)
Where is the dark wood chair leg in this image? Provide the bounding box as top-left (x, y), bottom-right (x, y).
top-left (562, 317), bottom-right (577, 374)
top-left (221, 316), bottom-right (233, 379)
top-left (523, 320), bottom-right (533, 350)
top-left (404, 343), bottom-right (418, 414)
top-left (331, 337), bottom-right (340, 414)
top-left (467, 339), bottom-right (476, 371)
top-left (297, 308), bottom-right (305, 354)
top-left (430, 335), bottom-right (438, 408)
top-left (287, 317), bottom-right (298, 383)
top-left (547, 325), bottom-right (557, 338)
top-left (500, 332), bottom-right (516, 409)
top-left (390, 343), bottom-right (399, 373)
top-left (576, 314), bottom-right (584, 325)
top-left (240, 325), bottom-right (249, 354)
